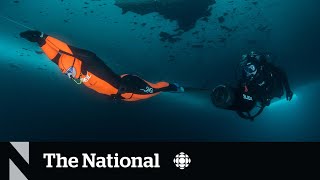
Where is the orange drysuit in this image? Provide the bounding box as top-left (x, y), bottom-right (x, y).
top-left (39, 35), bottom-right (178, 101)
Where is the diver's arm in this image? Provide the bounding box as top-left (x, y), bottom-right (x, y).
top-left (20, 30), bottom-right (75, 57)
top-left (269, 64), bottom-right (293, 100)
top-left (20, 30), bottom-right (46, 46)
top-left (274, 66), bottom-right (291, 91)
top-left (20, 31), bottom-right (74, 58)
top-left (280, 70), bottom-right (291, 92)
top-left (281, 70), bottom-right (294, 101)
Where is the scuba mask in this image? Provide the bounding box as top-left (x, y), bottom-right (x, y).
top-left (244, 62), bottom-right (258, 80)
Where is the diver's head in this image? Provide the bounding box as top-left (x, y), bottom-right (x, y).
top-left (242, 51), bottom-right (258, 60)
top-left (249, 51), bottom-right (257, 58)
top-left (243, 62), bottom-right (258, 80)
top-left (211, 85), bottom-right (235, 109)
top-left (239, 51), bottom-right (262, 81)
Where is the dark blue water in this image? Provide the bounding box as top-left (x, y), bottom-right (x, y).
top-left (0, 0), bottom-right (320, 141)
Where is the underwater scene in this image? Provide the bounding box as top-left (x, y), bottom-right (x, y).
top-left (0, 0), bottom-right (320, 141)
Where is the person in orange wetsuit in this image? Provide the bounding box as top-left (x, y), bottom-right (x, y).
top-left (20, 30), bottom-right (184, 101)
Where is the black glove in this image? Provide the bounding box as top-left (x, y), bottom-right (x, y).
top-left (286, 90), bottom-right (293, 101)
top-left (20, 30), bottom-right (43, 42)
top-left (260, 97), bottom-right (271, 106)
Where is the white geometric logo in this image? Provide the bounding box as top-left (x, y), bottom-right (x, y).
top-left (173, 152), bottom-right (191, 170)
top-left (10, 142), bottom-right (29, 180)
top-left (140, 86), bottom-right (154, 94)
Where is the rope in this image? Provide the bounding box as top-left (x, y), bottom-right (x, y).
top-left (0, 14), bottom-right (35, 30)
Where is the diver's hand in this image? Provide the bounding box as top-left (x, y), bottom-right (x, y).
top-left (172, 83), bottom-right (185, 93)
top-left (20, 30), bottom-right (43, 42)
top-left (261, 98), bottom-right (271, 106)
top-left (286, 90), bottom-right (293, 101)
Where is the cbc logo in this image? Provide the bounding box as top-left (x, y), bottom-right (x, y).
top-left (173, 152), bottom-right (191, 169)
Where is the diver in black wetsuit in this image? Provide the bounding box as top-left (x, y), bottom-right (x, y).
top-left (211, 51), bottom-right (294, 120)
top-left (239, 51), bottom-right (293, 106)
